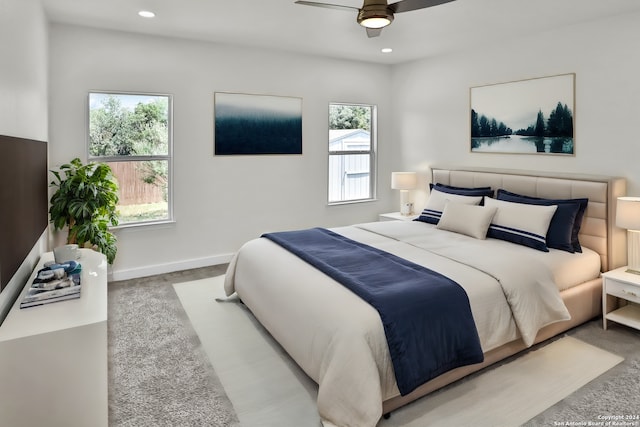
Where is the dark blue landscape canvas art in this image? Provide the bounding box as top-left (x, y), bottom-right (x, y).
top-left (215, 92), bottom-right (302, 155)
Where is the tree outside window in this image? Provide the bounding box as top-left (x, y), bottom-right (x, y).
top-left (88, 92), bottom-right (172, 225)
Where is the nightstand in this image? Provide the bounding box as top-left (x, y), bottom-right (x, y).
top-left (602, 266), bottom-right (640, 331)
top-left (379, 212), bottom-right (419, 221)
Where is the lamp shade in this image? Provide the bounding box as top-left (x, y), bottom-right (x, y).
top-left (391, 172), bottom-right (417, 190)
top-left (616, 197), bottom-right (640, 230)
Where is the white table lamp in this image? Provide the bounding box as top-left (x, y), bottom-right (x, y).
top-left (391, 172), bottom-right (417, 215)
top-left (616, 196), bottom-right (640, 274)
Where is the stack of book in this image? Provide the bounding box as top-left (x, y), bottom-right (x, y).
top-left (20, 261), bottom-right (82, 309)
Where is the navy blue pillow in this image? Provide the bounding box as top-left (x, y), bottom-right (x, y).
top-left (430, 183), bottom-right (494, 198)
top-left (496, 189), bottom-right (588, 253)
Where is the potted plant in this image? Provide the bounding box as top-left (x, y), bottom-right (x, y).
top-left (49, 157), bottom-right (119, 264)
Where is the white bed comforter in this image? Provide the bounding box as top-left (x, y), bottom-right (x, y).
top-left (224, 221), bottom-right (584, 427)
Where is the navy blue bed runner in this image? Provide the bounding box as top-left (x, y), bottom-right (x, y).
top-left (262, 227), bottom-right (484, 395)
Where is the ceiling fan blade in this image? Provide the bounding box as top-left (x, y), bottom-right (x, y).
top-left (366, 27), bottom-right (382, 38)
top-left (294, 1), bottom-right (359, 13)
top-left (389, 0), bottom-right (455, 13)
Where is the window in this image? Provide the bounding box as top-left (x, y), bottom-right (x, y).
top-left (88, 92), bottom-right (172, 225)
top-left (328, 103), bottom-right (376, 203)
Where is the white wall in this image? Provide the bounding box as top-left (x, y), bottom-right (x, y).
top-left (0, 0), bottom-right (49, 321)
top-left (50, 11), bottom-right (640, 280)
top-left (0, 0), bottom-right (48, 139)
top-left (48, 24), bottom-right (394, 280)
top-left (391, 11), bottom-right (640, 210)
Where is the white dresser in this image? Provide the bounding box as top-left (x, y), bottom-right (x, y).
top-left (0, 249), bottom-right (108, 427)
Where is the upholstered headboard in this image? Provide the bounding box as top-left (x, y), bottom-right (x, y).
top-left (430, 166), bottom-right (627, 272)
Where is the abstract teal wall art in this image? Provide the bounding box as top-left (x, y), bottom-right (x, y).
top-left (214, 92), bottom-right (303, 155)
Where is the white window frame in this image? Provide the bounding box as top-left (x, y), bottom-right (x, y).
top-left (328, 102), bottom-right (377, 205)
top-left (87, 91), bottom-right (174, 227)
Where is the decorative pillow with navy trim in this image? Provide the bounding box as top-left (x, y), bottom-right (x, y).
top-left (484, 197), bottom-right (558, 252)
top-left (496, 189), bottom-right (588, 253)
top-left (415, 188), bottom-right (483, 225)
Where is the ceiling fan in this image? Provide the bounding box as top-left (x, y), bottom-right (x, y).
top-left (294, 0), bottom-right (456, 38)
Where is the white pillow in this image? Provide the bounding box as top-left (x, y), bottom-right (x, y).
top-left (484, 197), bottom-right (558, 251)
top-left (417, 188), bottom-right (483, 224)
top-left (436, 201), bottom-right (497, 239)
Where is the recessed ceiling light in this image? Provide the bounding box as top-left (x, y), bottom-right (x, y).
top-left (381, 48), bottom-right (393, 54)
top-left (138, 10), bottom-right (155, 18)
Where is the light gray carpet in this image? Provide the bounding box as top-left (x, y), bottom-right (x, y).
top-left (525, 320), bottom-right (640, 426)
top-left (108, 265), bottom-right (239, 427)
top-left (108, 266), bottom-right (640, 426)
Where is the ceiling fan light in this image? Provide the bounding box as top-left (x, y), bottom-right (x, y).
top-left (357, 6), bottom-right (393, 29)
top-left (360, 17), bottom-right (391, 29)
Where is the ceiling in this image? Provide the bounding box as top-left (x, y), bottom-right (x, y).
top-left (41, 0), bottom-right (640, 65)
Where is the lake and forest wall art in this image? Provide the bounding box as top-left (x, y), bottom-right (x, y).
top-left (470, 73), bottom-right (575, 155)
top-left (214, 92), bottom-right (303, 155)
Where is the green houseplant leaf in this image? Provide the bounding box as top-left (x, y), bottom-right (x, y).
top-left (49, 158), bottom-right (119, 264)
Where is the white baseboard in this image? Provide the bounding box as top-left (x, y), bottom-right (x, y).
top-left (109, 253), bottom-right (235, 282)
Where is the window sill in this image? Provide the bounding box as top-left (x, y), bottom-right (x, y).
top-left (111, 219), bottom-right (176, 231)
top-left (328, 198), bottom-right (378, 207)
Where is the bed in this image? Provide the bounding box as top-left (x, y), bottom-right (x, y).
top-left (224, 166), bottom-right (627, 427)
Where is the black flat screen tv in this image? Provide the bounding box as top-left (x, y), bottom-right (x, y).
top-left (0, 135), bottom-right (48, 291)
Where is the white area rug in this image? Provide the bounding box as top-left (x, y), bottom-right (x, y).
top-left (174, 276), bottom-right (624, 427)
